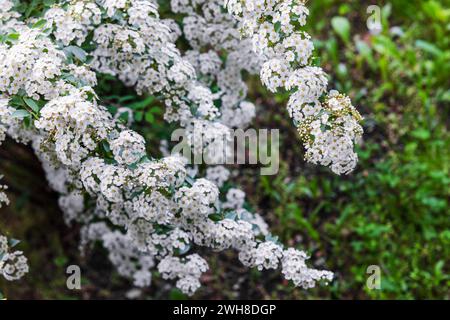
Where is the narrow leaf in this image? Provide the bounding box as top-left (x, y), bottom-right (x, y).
top-left (11, 110), bottom-right (30, 119)
top-left (32, 19), bottom-right (47, 29)
top-left (23, 97), bottom-right (40, 113)
top-left (331, 16), bottom-right (351, 43)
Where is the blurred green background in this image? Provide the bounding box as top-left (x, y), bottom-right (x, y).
top-left (0, 0), bottom-right (449, 299)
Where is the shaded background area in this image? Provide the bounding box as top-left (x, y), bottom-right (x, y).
top-left (0, 0), bottom-right (449, 299)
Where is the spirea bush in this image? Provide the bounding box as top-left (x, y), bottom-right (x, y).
top-left (0, 0), bottom-right (363, 296)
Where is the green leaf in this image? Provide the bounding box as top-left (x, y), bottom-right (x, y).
top-left (169, 289), bottom-right (187, 300)
top-left (118, 95), bottom-right (136, 103)
top-left (23, 97), bottom-right (40, 113)
top-left (11, 110), bottom-right (30, 119)
top-left (64, 46), bottom-right (87, 62)
top-left (373, 35), bottom-right (400, 59)
top-left (331, 16), bottom-right (351, 43)
top-left (8, 238), bottom-right (20, 247)
top-left (32, 19), bottom-right (47, 29)
top-left (415, 40), bottom-right (443, 57)
top-left (434, 260), bottom-right (445, 275)
top-left (356, 40), bottom-right (372, 56)
top-left (145, 112), bottom-right (155, 123)
top-left (149, 106), bottom-right (162, 114)
top-left (208, 213), bottom-right (222, 222)
top-left (274, 21), bottom-right (281, 33)
top-left (178, 243), bottom-right (191, 255)
top-left (411, 129), bottom-right (431, 140)
top-left (102, 140), bottom-right (111, 153)
top-left (265, 234), bottom-right (280, 244)
top-left (225, 211), bottom-right (237, 220)
top-left (134, 111), bottom-right (143, 122)
top-left (128, 96), bottom-right (155, 110)
top-left (7, 33), bottom-right (20, 41)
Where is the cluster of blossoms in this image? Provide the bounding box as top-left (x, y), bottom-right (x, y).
top-left (44, 0), bottom-right (102, 46)
top-left (0, 0), bottom-right (353, 296)
top-left (0, 0), bottom-right (18, 27)
top-left (0, 175), bottom-right (9, 208)
top-left (45, 0), bottom-right (231, 162)
top-left (206, 165), bottom-right (231, 188)
top-left (0, 235), bottom-right (29, 281)
top-left (224, 0), bottom-right (364, 174)
top-left (158, 254), bottom-right (209, 296)
top-left (171, 0), bottom-right (262, 130)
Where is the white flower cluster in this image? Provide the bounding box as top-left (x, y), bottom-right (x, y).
top-left (171, 0), bottom-right (262, 129)
top-left (175, 178), bottom-right (220, 223)
top-left (243, 241), bottom-right (284, 271)
top-left (0, 0), bottom-right (19, 27)
top-left (45, 0), bottom-right (227, 159)
top-left (0, 29), bottom-right (68, 101)
top-left (0, 99), bottom-right (7, 144)
top-left (185, 119), bottom-right (232, 164)
top-left (225, 0), bottom-right (364, 174)
top-left (205, 165), bottom-right (230, 188)
top-left (158, 254), bottom-right (209, 295)
top-left (0, 235), bottom-right (29, 281)
top-left (45, 0), bottom-right (102, 46)
top-left (0, 98), bottom-right (13, 209)
top-left (35, 89), bottom-right (114, 167)
top-left (102, 230), bottom-right (155, 287)
top-left (281, 248), bottom-right (333, 289)
top-left (223, 188), bottom-right (246, 210)
top-left (0, 175), bottom-right (10, 208)
top-left (110, 130), bottom-right (146, 165)
top-left (239, 243), bottom-right (333, 286)
top-left (0, 0), bottom-right (335, 296)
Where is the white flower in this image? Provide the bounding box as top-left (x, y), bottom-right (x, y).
top-left (281, 248), bottom-right (333, 289)
top-left (223, 188), bottom-right (246, 210)
top-left (158, 254), bottom-right (208, 296)
top-left (0, 235), bottom-right (8, 254)
top-left (206, 166), bottom-right (230, 188)
top-left (0, 250), bottom-right (29, 281)
top-left (0, 178), bottom-right (9, 208)
top-left (244, 241), bottom-right (284, 271)
top-left (110, 130), bottom-right (146, 165)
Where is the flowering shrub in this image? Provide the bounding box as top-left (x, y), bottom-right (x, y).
top-left (0, 0), bottom-right (365, 296)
